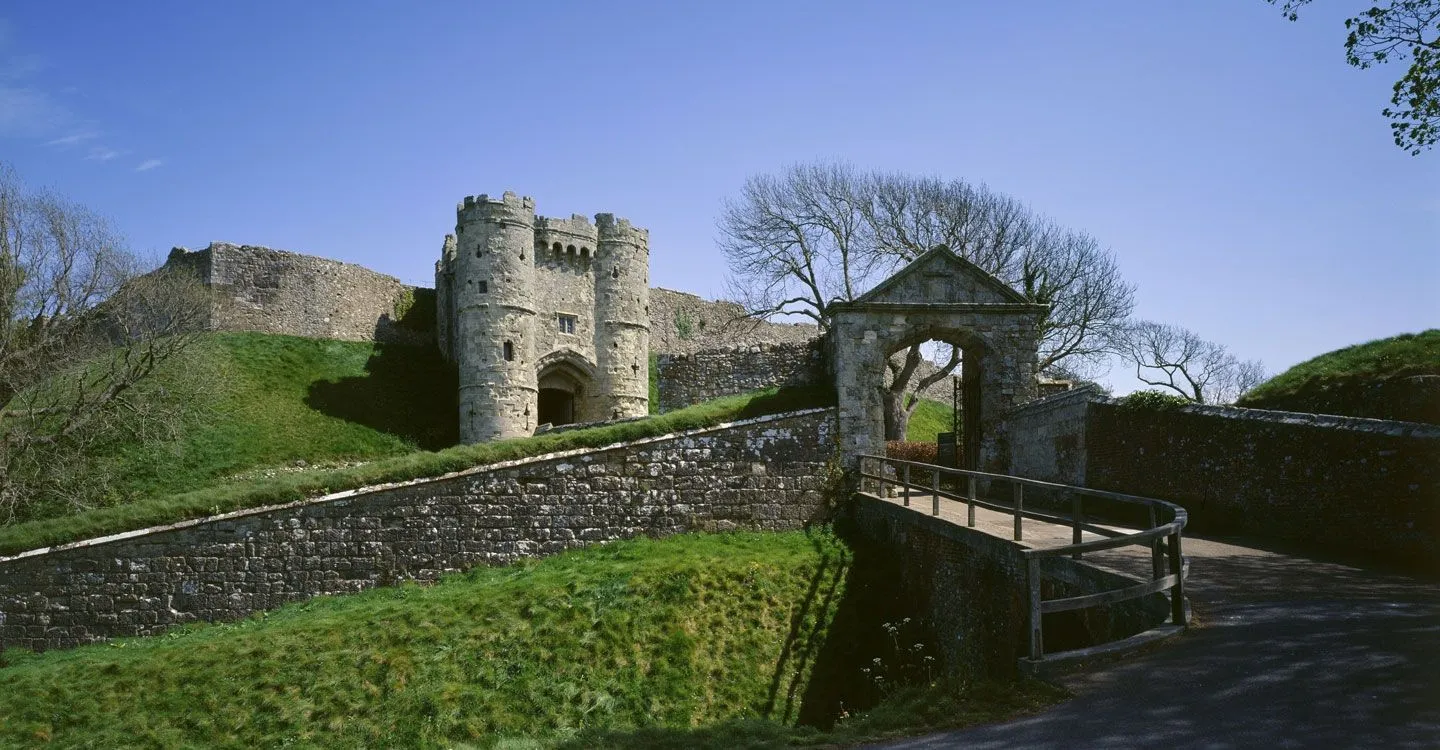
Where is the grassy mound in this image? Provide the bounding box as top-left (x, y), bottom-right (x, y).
top-left (107, 332), bottom-right (458, 503)
top-left (0, 531), bottom-right (1064, 748)
top-left (1237, 330), bottom-right (1440, 423)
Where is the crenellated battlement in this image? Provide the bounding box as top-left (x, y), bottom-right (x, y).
top-left (456, 191), bottom-right (536, 227)
top-left (595, 213), bottom-right (650, 247)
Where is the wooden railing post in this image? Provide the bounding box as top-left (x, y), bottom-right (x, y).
top-left (902, 464), bottom-right (911, 507)
top-left (966, 475), bottom-right (976, 527)
top-left (1071, 492), bottom-right (1084, 559)
top-left (1149, 506), bottom-right (1164, 579)
top-left (1013, 482), bottom-right (1024, 541)
top-left (1027, 556), bottom-right (1044, 660)
top-left (1168, 529), bottom-right (1187, 626)
top-left (931, 469), bottom-right (940, 516)
top-left (876, 457), bottom-right (887, 498)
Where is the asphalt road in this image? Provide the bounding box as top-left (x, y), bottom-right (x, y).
top-left (868, 535), bottom-right (1440, 749)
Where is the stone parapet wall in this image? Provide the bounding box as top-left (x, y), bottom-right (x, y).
top-left (1086, 402), bottom-right (1440, 566)
top-left (0, 409), bottom-right (838, 653)
top-left (994, 391), bottom-right (1440, 566)
top-left (655, 340), bottom-right (827, 412)
top-left (165, 243), bottom-right (431, 346)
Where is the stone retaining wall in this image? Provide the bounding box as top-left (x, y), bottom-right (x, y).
top-left (849, 495), bottom-right (1169, 679)
top-left (655, 340), bottom-right (827, 412)
top-left (0, 409), bottom-right (839, 653)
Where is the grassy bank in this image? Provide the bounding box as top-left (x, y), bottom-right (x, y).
top-left (0, 530), bottom-right (1063, 749)
top-left (1237, 329), bottom-right (1440, 422)
top-left (906, 398), bottom-right (957, 443)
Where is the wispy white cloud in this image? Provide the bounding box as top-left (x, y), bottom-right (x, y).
top-left (85, 146), bottom-right (126, 162)
top-left (46, 131), bottom-right (98, 147)
top-left (135, 158), bottom-right (163, 172)
top-left (0, 85), bottom-right (68, 137)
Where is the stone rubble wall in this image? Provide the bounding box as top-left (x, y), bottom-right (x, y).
top-left (1086, 401), bottom-right (1440, 566)
top-left (654, 340), bottom-right (827, 412)
top-left (0, 409), bottom-right (838, 653)
top-left (994, 391), bottom-right (1440, 566)
top-left (164, 243), bottom-right (431, 346)
top-left (849, 495), bottom-right (1170, 679)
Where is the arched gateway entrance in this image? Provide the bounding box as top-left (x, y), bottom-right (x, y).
top-left (829, 246), bottom-right (1047, 472)
top-left (535, 350), bottom-right (597, 428)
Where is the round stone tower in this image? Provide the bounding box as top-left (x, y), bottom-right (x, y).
top-left (453, 192), bottom-right (538, 442)
top-left (594, 213), bottom-right (650, 421)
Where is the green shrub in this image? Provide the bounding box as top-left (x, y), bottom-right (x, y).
top-left (1117, 390), bottom-right (1192, 411)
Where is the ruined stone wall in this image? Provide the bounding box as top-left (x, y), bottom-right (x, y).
top-left (164, 243), bottom-right (430, 346)
top-left (655, 340), bottom-right (827, 412)
top-left (0, 409), bottom-right (837, 653)
top-left (648, 288), bottom-right (819, 355)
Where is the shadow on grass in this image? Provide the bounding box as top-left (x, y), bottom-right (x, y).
top-left (557, 520), bottom-right (982, 749)
top-left (305, 342), bottom-right (459, 450)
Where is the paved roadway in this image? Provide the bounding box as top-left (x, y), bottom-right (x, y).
top-left (867, 494), bottom-right (1440, 749)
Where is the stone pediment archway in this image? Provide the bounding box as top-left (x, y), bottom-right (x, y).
top-left (829, 246), bottom-right (1047, 471)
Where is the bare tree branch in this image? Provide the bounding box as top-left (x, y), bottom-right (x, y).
top-left (0, 163), bottom-right (211, 523)
top-left (719, 161), bottom-right (1136, 438)
top-left (1114, 320), bottom-right (1266, 405)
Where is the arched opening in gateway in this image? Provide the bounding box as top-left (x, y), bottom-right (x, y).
top-left (535, 353), bottom-right (595, 430)
top-left (537, 388), bottom-right (576, 427)
top-left (879, 327), bottom-right (986, 471)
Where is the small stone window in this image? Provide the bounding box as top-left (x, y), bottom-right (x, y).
top-left (477, 280), bottom-right (488, 293)
top-left (611, 267), bottom-right (619, 279)
top-left (558, 314), bottom-right (577, 335)
top-left (475, 249), bottom-right (482, 258)
top-left (503, 341), bottom-right (514, 362)
top-left (552, 242), bottom-right (563, 254)
top-left (580, 247), bottom-right (590, 258)
top-left (567, 244), bottom-right (576, 254)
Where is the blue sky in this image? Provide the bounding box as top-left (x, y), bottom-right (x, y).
top-left (3, 1), bottom-right (1436, 391)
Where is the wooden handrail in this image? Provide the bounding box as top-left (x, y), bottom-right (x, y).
top-left (858, 453), bottom-right (1190, 670)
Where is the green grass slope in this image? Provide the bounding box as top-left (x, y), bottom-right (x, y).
top-left (0, 531), bottom-right (1062, 749)
top-left (109, 332), bottom-right (458, 502)
top-left (1237, 330), bottom-right (1440, 423)
top-left (905, 398), bottom-right (957, 443)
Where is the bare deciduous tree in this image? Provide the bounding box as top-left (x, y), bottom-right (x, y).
top-left (1114, 320), bottom-right (1267, 405)
top-left (0, 164), bottom-right (211, 523)
top-left (719, 162), bottom-right (1135, 438)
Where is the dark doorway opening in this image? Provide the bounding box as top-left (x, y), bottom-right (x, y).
top-left (538, 387), bottom-right (576, 427)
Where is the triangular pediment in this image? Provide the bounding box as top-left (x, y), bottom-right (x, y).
top-left (855, 246), bottom-right (1029, 305)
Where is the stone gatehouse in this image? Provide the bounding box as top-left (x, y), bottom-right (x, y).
top-left (434, 192), bottom-right (652, 443)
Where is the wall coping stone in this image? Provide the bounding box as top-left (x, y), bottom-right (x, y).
top-left (0, 407), bottom-right (837, 565)
top-left (1100, 398), bottom-right (1440, 439)
top-left (1008, 384), bottom-right (1440, 439)
top-left (1002, 383), bottom-right (1107, 418)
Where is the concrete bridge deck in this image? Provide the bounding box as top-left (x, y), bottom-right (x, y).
top-left (870, 492), bottom-right (1440, 749)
